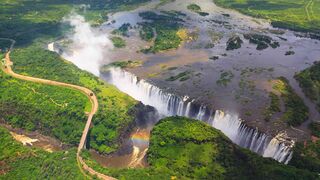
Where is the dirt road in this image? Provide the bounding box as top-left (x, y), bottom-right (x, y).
top-left (2, 49), bottom-right (115, 180)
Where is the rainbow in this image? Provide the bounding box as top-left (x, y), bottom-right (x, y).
top-left (131, 131), bottom-right (150, 145)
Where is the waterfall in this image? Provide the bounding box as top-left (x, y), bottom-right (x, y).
top-left (102, 67), bottom-right (294, 164)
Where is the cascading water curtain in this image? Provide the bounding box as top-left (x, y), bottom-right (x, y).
top-left (103, 67), bottom-right (294, 164)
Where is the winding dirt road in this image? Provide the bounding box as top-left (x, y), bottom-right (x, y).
top-left (1, 49), bottom-right (115, 180)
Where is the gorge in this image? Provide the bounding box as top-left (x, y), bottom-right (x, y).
top-left (102, 67), bottom-right (294, 164)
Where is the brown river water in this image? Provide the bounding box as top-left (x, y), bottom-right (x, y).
top-left (91, 128), bottom-right (150, 168)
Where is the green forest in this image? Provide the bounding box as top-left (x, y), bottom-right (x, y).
top-left (1, 0), bottom-right (142, 153)
top-left (9, 45), bottom-right (137, 154)
top-left (0, 0), bottom-right (145, 177)
top-left (1, 115), bottom-right (319, 179)
top-left (0, 0), bottom-right (151, 46)
top-left (81, 117), bottom-right (319, 179)
top-left (0, 70), bottom-right (89, 144)
top-left (0, 127), bottom-right (85, 179)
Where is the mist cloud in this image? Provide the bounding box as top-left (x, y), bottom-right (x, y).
top-left (62, 12), bottom-right (113, 76)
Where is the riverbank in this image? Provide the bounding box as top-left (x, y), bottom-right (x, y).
top-left (0, 122), bottom-right (64, 152)
top-left (213, 0), bottom-right (320, 34)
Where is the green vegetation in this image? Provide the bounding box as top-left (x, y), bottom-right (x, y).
top-left (244, 33), bottom-right (280, 50)
top-left (309, 122), bottom-right (320, 137)
top-left (112, 23), bottom-right (132, 37)
top-left (222, 13), bottom-right (230, 17)
top-left (139, 24), bottom-right (155, 41)
top-left (289, 121), bottom-right (320, 173)
top-left (166, 71), bottom-right (191, 81)
top-left (156, 0), bottom-right (176, 7)
top-left (187, 4), bottom-right (209, 16)
top-left (101, 60), bottom-right (142, 70)
top-left (167, 66), bottom-right (178, 71)
top-left (0, 0), bottom-right (149, 45)
top-left (0, 0), bottom-right (151, 46)
top-left (263, 92), bottom-right (281, 121)
top-left (236, 67), bottom-right (276, 101)
top-left (204, 42), bottom-right (215, 49)
top-left (0, 0), bottom-right (72, 46)
top-left (0, 0), bottom-right (157, 174)
top-left (9, 45), bottom-right (136, 154)
top-left (111, 36), bottom-right (126, 48)
top-left (0, 39), bottom-right (13, 53)
top-left (0, 0), bottom-right (153, 176)
top-left (187, 4), bottom-right (201, 12)
top-left (81, 117), bottom-right (319, 179)
top-left (226, 35), bottom-right (243, 50)
top-left (139, 11), bottom-right (185, 53)
top-left (102, 0), bottom-right (151, 12)
top-left (290, 140), bottom-right (320, 174)
top-left (209, 56), bottom-right (220, 61)
top-left (0, 127), bottom-right (85, 179)
top-left (285, 51), bottom-right (295, 56)
top-left (295, 61), bottom-right (320, 112)
top-left (2, 0), bottom-right (319, 178)
top-left (198, 12), bottom-right (210, 16)
top-left (217, 70), bottom-right (234, 86)
top-left (273, 77), bottom-right (309, 126)
top-left (0, 70), bottom-right (88, 145)
top-left (213, 0), bottom-right (320, 34)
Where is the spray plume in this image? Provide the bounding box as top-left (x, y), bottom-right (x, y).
top-left (62, 12), bottom-right (113, 76)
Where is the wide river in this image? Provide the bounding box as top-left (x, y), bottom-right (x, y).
top-left (50, 0), bottom-right (320, 168)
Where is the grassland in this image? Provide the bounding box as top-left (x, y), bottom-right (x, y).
top-left (81, 117), bottom-right (318, 179)
top-left (213, 0), bottom-right (320, 33)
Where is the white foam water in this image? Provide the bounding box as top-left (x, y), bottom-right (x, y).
top-left (102, 67), bottom-right (294, 164)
